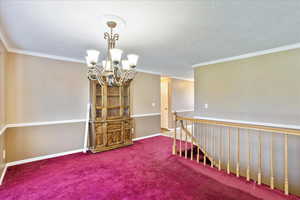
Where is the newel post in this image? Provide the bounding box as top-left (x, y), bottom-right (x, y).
top-left (172, 112), bottom-right (177, 155)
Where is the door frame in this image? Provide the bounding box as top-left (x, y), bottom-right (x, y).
top-left (160, 77), bottom-right (172, 129)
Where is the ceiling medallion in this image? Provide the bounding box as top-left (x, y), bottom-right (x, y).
top-left (85, 17), bottom-right (138, 86)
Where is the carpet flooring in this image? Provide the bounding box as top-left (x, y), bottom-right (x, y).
top-left (0, 136), bottom-right (299, 200)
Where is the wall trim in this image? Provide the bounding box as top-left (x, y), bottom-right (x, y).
top-left (0, 164), bottom-right (7, 185)
top-left (8, 47), bottom-right (194, 80)
top-left (169, 76), bottom-right (194, 82)
top-left (173, 110), bottom-right (194, 113)
top-left (6, 115), bottom-right (162, 128)
top-left (0, 29), bottom-right (10, 51)
top-left (192, 42), bottom-right (300, 68)
top-left (131, 113), bottom-right (161, 118)
top-left (0, 125), bottom-right (8, 136)
top-left (10, 48), bottom-right (85, 64)
top-left (8, 48), bottom-right (195, 80)
top-left (6, 134), bottom-right (166, 167)
top-left (194, 116), bottom-right (300, 130)
top-left (1, 134), bottom-right (165, 184)
top-left (133, 133), bottom-right (163, 141)
top-left (6, 119), bottom-right (86, 128)
top-left (83, 103), bottom-right (90, 153)
top-left (1, 113), bottom-right (160, 131)
top-left (6, 149), bottom-right (85, 167)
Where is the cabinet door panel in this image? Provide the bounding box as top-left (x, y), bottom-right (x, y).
top-left (107, 121), bottom-right (124, 146)
top-left (95, 123), bottom-right (106, 147)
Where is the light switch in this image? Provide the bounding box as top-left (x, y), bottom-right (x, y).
top-left (204, 104), bottom-right (208, 109)
top-left (152, 102), bottom-right (156, 107)
top-left (3, 149), bottom-right (5, 160)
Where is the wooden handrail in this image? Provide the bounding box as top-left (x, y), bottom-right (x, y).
top-left (173, 112), bottom-right (297, 195)
top-left (175, 115), bottom-right (300, 136)
top-left (179, 120), bottom-right (214, 164)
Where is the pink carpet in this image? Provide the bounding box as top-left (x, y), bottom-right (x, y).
top-left (0, 136), bottom-right (299, 200)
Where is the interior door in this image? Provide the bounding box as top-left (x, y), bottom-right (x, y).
top-left (161, 78), bottom-right (170, 129)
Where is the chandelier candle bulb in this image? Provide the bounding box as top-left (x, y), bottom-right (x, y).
top-left (110, 48), bottom-right (123, 65)
top-left (86, 50), bottom-right (100, 64)
top-left (127, 54), bottom-right (139, 67)
top-left (86, 56), bottom-right (94, 67)
top-left (102, 60), bottom-right (112, 71)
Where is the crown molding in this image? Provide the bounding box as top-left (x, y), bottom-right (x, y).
top-left (169, 76), bottom-right (194, 82)
top-left (0, 28), bottom-right (11, 51)
top-left (192, 42), bottom-right (300, 68)
top-left (135, 68), bottom-right (162, 76)
top-left (9, 48), bottom-right (85, 64)
top-left (8, 47), bottom-right (195, 80)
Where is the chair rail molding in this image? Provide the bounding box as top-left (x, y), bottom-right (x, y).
top-left (0, 125), bottom-right (8, 136)
top-left (0, 113), bottom-right (161, 133)
top-left (172, 110), bottom-right (194, 113)
top-left (131, 113), bottom-right (161, 118)
top-left (6, 119), bottom-right (86, 128)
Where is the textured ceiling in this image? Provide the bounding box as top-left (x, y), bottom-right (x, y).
top-left (1, 0), bottom-right (300, 79)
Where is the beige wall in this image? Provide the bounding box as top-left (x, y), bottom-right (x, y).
top-left (131, 72), bottom-right (161, 115)
top-left (171, 78), bottom-right (194, 112)
top-left (0, 39), bottom-right (7, 176)
top-left (194, 48), bottom-right (300, 195)
top-left (4, 54), bottom-right (161, 162)
top-left (131, 72), bottom-right (161, 137)
top-left (169, 78), bottom-right (194, 129)
top-left (134, 115), bottom-right (160, 138)
top-left (6, 53), bottom-right (89, 123)
top-left (0, 40), bottom-right (6, 128)
top-left (194, 48), bottom-right (300, 124)
top-left (5, 123), bottom-right (85, 162)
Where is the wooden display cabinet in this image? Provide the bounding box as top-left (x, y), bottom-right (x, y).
top-left (89, 81), bottom-right (133, 153)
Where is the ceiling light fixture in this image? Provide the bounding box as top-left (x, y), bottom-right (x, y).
top-left (85, 19), bottom-right (138, 86)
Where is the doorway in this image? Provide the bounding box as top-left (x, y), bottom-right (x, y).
top-left (160, 77), bottom-right (171, 131)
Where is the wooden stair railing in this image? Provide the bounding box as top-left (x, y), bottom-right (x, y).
top-left (176, 120), bottom-right (214, 166)
top-left (172, 112), bottom-right (300, 197)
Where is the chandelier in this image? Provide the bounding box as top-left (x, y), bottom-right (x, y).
top-left (85, 20), bottom-right (139, 86)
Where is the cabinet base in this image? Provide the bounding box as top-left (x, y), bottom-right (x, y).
top-left (89, 142), bottom-right (133, 153)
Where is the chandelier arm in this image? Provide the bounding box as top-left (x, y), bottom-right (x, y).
top-left (113, 70), bottom-right (122, 86)
top-left (122, 70), bottom-right (130, 83)
top-left (93, 65), bottom-right (107, 85)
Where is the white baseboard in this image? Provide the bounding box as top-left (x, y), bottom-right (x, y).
top-left (1, 134), bottom-right (168, 184)
top-left (0, 164), bottom-right (7, 185)
top-left (133, 133), bottom-right (163, 141)
top-left (6, 149), bottom-right (84, 167)
top-left (6, 134), bottom-right (166, 167)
